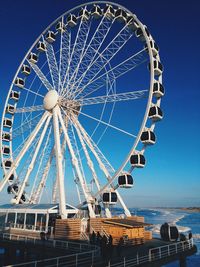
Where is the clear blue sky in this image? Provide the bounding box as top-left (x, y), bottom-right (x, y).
top-left (0, 0), bottom-right (199, 208)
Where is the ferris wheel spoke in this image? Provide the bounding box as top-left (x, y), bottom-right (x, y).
top-left (28, 61), bottom-right (54, 91)
top-left (66, 13), bottom-right (113, 97)
top-left (79, 90), bottom-right (148, 106)
top-left (68, 129), bottom-right (90, 202)
top-left (30, 125), bottom-right (52, 203)
top-left (0, 112), bottom-right (50, 193)
top-left (71, 117), bottom-right (101, 191)
top-left (12, 112), bottom-right (44, 138)
top-left (75, 109), bottom-right (137, 138)
top-left (43, 36), bottom-right (59, 90)
top-left (72, 116), bottom-right (115, 177)
top-left (64, 17), bottom-right (92, 95)
top-left (61, 12), bottom-right (91, 96)
top-left (11, 137), bottom-right (40, 202)
top-left (15, 115), bottom-right (52, 204)
top-left (31, 140), bottom-right (56, 204)
top-left (15, 105), bottom-right (44, 113)
top-left (68, 122), bottom-right (87, 185)
top-left (20, 86), bottom-right (45, 98)
top-left (58, 19), bottom-right (71, 93)
top-left (74, 48), bottom-right (148, 99)
top-left (73, 117), bottom-right (130, 216)
top-left (69, 24), bottom-right (133, 98)
top-left (57, 107), bottom-right (96, 218)
top-left (32, 126), bottom-right (65, 203)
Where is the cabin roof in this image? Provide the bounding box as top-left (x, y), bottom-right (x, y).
top-left (103, 219), bottom-right (152, 228)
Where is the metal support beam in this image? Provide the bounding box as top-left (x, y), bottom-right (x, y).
top-left (57, 108), bottom-right (96, 218)
top-left (52, 106), bottom-right (67, 219)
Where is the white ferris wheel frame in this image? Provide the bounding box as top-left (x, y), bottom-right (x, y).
top-left (0, 1), bottom-right (163, 218)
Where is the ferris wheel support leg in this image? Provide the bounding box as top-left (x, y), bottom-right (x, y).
top-left (52, 106), bottom-right (67, 219)
top-left (52, 176), bottom-right (58, 204)
top-left (0, 112), bottom-right (49, 193)
top-left (52, 138), bottom-right (66, 203)
top-left (105, 207), bottom-right (112, 218)
top-left (57, 108), bottom-right (96, 218)
top-left (15, 115), bottom-right (52, 204)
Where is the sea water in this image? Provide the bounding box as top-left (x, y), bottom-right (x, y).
top-left (129, 208), bottom-right (200, 267)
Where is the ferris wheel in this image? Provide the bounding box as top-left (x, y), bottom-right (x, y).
top-left (0, 2), bottom-right (164, 219)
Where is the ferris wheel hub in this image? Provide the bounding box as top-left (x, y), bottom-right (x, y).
top-left (10, 198), bottom-right (17, 204)
top-left (43, 90), bottom-right (59, 110)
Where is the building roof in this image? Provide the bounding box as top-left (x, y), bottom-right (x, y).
top-left (0, 203), bottom-right (78, 214)
top-left (103, 219), bottom-right (152, 228)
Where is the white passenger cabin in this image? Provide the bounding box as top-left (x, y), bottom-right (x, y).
top-left (37, 41), bottom-right (46, 52)
top-left (3, 118), bottom-right (13, 128)
top-left (10, 91), bottom-right (20, 101)
top-left (130, 153), bottom-right (146, 168)
top-left (118, 173), bottom-right (133, 188)
top-left (21, 65), bottom-right (31, 75)
top-left (91, 5), bottom-right (102, 19)
top-left (103, 191), bottom-right (117, 204)
top-left (141, 129), bottom-right (156, 145)
top-left (14, 78), bottom-right (25, 89)
top-left (46, 31), bottom-right (56, 43)
top-left (28, 53), bottom-right (38, 64)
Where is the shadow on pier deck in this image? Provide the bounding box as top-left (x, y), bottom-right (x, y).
top-left (0, 233), bottom-right (197, 267)
top-left (94, 238), bottom-right (197, 267)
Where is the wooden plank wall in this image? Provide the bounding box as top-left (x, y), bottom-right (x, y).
top-left (90, 218), bottom-right (110, 234)
top-left (144, 230), bottom-right (152, 240)
top-left (89, 216), bottom-right (144, 233)
top-left (55, 219), bottom-right (81, 240)
top-left (54, 216), bottom-right (151, 243)
top-left (89, 217), bottom-right (147, 245)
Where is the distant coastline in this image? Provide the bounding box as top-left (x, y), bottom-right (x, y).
top-left (137, 207), bottom-right (200, 213)
top-left (180, 207), bottom-right (200, 213)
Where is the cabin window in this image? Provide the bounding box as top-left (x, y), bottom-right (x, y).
top-left (158, 62), bottom-right (163, 71)
top-left (5, 161), bottom-right (12, 167)
top-left (140, 155), bottom-right (145, 164)
top-left (16, 213), bottom-right (25, 225)
top-left (14, 92), bottom-right (19, 98)
top-left (127, 175), bottom-right (133, 184)
top-left (0, 213), bottom-right (6, 224)
top-left (150, 132), bottom-right (156, 141)
top-left (36, 214), bottom-right (46, 230)
top-left (7, 213), bottom-right (15, 224)
top-left (111, 192), bottom-right (117, 202)
top-left (141, 132), bottom-right (148, 140)
top-left (26, 213), bottom-right (35, 226)
top-left (3, 147), bottom-right (10, 154)
top-left (8, 174), bottom-right (14, 181)
top-left (158, 108), bottom-right (163, 116)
